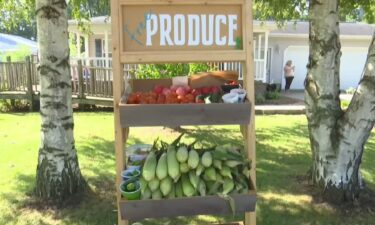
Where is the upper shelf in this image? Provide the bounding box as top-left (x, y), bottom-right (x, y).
top-left (119, 101), bottom-right (251, 127)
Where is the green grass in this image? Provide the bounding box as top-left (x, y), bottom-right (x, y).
top-left (0, 113), bottom-right (374, 225)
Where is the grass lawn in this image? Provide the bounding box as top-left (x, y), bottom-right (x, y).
top-left (0, 113), bottom-right (374, 225)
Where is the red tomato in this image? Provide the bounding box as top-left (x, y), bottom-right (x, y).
top-left (201, 87), bottom-right (211, 95)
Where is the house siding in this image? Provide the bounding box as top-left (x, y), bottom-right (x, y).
top-left (268, 36), bottom-right (373, 89)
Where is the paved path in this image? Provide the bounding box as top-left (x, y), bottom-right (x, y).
top-left (255, 90), bottom-right (353, 115)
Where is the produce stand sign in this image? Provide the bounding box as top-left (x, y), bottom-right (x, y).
top-left (111, 0), bottom-right (256, 225)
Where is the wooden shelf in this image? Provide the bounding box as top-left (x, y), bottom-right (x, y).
top-left (119, 192), bottom-right (256, 220)
top-left (119, 102), bottom-right (251, 127)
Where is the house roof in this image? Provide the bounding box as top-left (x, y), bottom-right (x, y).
top-left (270, 21), bottom-right (375, 38)
top-left (68, 16), bottom-right (111, 25)
top-left (0, 33), bottom-right (38, 54)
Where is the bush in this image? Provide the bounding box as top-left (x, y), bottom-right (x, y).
top-left (265, 91), bottom-right (281, 100)
top-left (341, 100), bottom-right (350, 109)
top-left (346, 87), bottom-right (356, 95)
top-left (133, 63), bottom-right (215, 79)
top-left (0, 100), bottom-right (30, 112)
top-left (255, 94), bottom-right (266, 104)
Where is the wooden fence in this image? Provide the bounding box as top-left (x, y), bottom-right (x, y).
top-left (0, 57), bottom-right (246, 110)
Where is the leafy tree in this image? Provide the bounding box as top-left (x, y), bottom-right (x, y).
top-left (0, 0), bottom-right (37, 39)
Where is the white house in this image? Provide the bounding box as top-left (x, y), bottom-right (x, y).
top-left (269, 22), bottom-right (374, 90)
top-left (68, 17), bottom-right (374, 90)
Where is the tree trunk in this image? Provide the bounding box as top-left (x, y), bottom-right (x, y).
top-left (305, 0), bottom-right (375, 202)
top-left (35, 0), bottom-right (85, 202)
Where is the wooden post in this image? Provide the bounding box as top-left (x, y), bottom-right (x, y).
top-left (77, 60), bottom-right (85, 99)
top-left (6, 56), bottom-right (12, 90)
top-left (244, 1), bottom-right (256, 225)
top-left (111, 0), bottom-right (128, 224)
top-left (6, 56), bottom-right (16, 107)
top-left (90, 61), bottom-right (95, 96)
top-left (25, 56), bottom-right (34, 111)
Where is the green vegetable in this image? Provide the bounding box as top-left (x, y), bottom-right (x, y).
top-left (140, 177), bottom-right (148, 192)
top-left (188, 149), bottom-right (199, 169)
top-left (148, 178), bottom-right (160, 192)
top-left (204, 167), bottom-right (217, 181)
top-left (142, 152), bottom-right (157, 181)
top-left (213, 159), bottom-right (222, 170)
top-left (126, 183), bottom-right (136, 192)
top-left (216, 173), bottom-right (224, 183)
top-left (152, 189), bottom-right (163, 200)
top-left (181, 174), bottom-right (195, 197)
top-left (220, 166), bottom-right (232, 178)
top-left (198, 180), bottom-right (206, 196)
top-left (189, 170), bottom-right (199, 189)
top-left (201, 151), bottom-right (213, 167)
top-left (222, 178), bottom-right (234, 194)
top-left (175, 180), bottom-right (184, 198)
top-left (208, 181), bottom-right (222, 195)
top-left (179, 163), bottom-right (190, 173)
top-left (160, 177), bottom-right (173, 196)
top-left (141, 186), bottom-right (152, 199)
top-left (225, 160), bottom-right (243, 168)
top-left (167, 146), bottom-right (180, 181)
top-left (196, 163), bottom-right (205, 176)
top-left (156, 152), bottom-right (168, 180)
top-left (176, 146), bottom-right (189, 163)
top-left (167, 184), bottom-right (176, 199)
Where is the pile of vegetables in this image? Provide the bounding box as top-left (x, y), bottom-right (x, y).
top-left (126, 84), bottom-right (223, 104)
top-left (139, 134), bottom-right (251, 200)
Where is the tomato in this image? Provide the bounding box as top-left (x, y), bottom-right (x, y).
top-left (157, 94), bottom-right (166, 104)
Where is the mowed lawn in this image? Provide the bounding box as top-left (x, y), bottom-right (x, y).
top-left (0, 113), bottom-right (375, 225)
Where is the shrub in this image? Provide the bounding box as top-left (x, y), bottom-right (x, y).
top-left (265, 91), bottom-right (280, 100)
top-left (0, 100), bottom-right (29, 112)
top-left (346, 87), bottom-right (356, 95)
top-left (255, 94), bottom-right (266, 104)
top-left (341, 100), bottom-right (350, 109)
top-left (133, 63), bottom-right (215, 79)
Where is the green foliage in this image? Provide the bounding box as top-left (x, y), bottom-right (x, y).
top-left (0, 45), bottom-right (32, 62)
top-left (255, 94), bottom-right (266, 104)
top-left (341, 100), bottom-right (350, 109)
top-left (0, 99), bottom-right (29, 112)
top-left (69, 33), bottom-right (79, 57)
top-left (265, 91), bottom-right (281, 100)
top-left (0, 0), bottom-right (36, 39)
top-left (133, 63), bottom-right (214, 79)
top-left (346, 87), bottom-right (356, 95)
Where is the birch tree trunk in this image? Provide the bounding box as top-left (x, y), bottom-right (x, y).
top-left (305, 0), bottom-right (375, 202)
top-left (35, 0), bottom-right (85, 201)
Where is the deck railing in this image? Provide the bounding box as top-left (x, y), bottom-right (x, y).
top-left (1, 57), bottom-right (265, 104)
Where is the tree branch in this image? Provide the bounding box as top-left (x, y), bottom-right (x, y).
top-left (338, 31), bottom-right (375, 152)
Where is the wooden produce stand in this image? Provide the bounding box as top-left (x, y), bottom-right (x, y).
top-left (111, 0), bottom-right (256, 225)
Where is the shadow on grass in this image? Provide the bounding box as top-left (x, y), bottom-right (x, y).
top-left (1, 123), bottom-right (375, 225)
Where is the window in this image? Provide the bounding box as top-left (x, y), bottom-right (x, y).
top-left (95, 39), bottom-right (102, 57)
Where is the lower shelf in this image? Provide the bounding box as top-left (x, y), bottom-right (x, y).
top-left (119, 192), bottom-right (256, 220)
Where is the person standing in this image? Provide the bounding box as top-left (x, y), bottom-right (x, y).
top-left (284, 60), bottom-right (295, 91)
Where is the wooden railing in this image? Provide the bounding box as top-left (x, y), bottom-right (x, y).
top-left (0, 56), bottom-right (38, 93)
top-left (1, 57), bottom-right (264, 108)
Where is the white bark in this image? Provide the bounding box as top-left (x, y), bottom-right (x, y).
top-left (36, 0), bottom-right (84, 200)
top-left (305, 0), bottom-right (375, 201)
